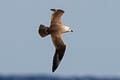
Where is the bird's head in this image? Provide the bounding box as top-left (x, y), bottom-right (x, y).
top-left (64, 26), bottom-right (73, 33)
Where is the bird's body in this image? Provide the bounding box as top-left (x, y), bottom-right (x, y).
top-left (38, 9), bottom-right (73, 72)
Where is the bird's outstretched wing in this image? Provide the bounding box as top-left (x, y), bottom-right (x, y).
top-left (51, 33), bottom-right (66, 72)
top-left (50, 9), bottom-right (64, 24)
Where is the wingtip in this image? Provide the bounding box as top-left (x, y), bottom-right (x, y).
top-left (50, 9), bottom-right (57, 11)
top-left (52, 67), bottom-right (56, 72)
top-left (50, 8), bottom-right (64, 13)
top-left (52, 70), bottom-right (55, 72)
top-left (58, 9), bottom-right (64, 13)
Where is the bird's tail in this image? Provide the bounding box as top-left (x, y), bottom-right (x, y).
top-left (38, 24), bottom-right (50, 38)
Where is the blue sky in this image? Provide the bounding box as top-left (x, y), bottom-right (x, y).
top-left (0, 0), bottom-right (120, 76)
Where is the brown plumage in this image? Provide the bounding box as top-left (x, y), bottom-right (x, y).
top-left (51, 9), bottom-right (64, 24)
top-left (38, 24), bottom-right (50, 37)
top-left (51, 33), bottom-right (66, 72)
top-left (38, 9), bottom-right (73, 72)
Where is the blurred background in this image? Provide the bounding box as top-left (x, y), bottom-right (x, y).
top-left (0, 0), bottom-right (120, 80)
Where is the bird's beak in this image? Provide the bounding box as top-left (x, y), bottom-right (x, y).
top-left (71, 30), bottom-right (73, 32)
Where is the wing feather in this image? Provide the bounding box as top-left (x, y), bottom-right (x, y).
top-left (51, 9), bottom-right (64, 24)
top-left (51, 33), bottom-right (66, 72)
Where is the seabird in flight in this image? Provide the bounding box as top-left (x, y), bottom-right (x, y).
top-left (38, 9), bottom-right (73, 72)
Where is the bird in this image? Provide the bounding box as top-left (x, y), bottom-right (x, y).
top-left (38, 9), bottom-right (73, 72)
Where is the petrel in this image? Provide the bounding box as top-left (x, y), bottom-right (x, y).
top-left (38, 9), bottom-right (73, 72)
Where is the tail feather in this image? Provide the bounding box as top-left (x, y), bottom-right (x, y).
top-left (38, 24), bottom-right (50, 38)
